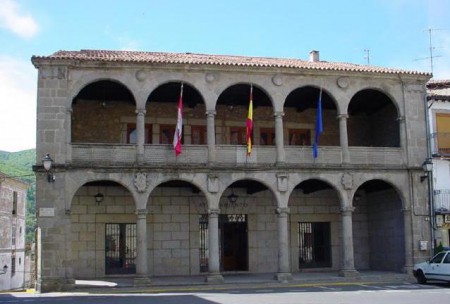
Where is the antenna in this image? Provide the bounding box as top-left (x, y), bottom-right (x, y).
top-left (364, 49), bottom-right (370, 65)
top-left (420, 28), bottom-right (443, 75)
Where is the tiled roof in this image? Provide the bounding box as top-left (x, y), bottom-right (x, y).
top-left (32, 49), bottom-right (430, 76)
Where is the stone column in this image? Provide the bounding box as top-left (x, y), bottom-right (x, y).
top-left (274, 111), bottom-right (285, 164)
top-left (339, 206), bottom-right (359, 277)
top-left (136, 108), bottom-right (146, 164)
top-left (134, 208), bottom-right (151, 285)
top-left (402, 207), bottom-right (414, 275)
top-left (398, 116), bottom-right (407, 165)
top-left (206, 110), bottom-right (216, 164)
top-left (206, 208), bottom-right (224, 283)
top-left (338, 114), bottom-right (350, 164)
top-left (66, 108), bottom-right (72, 163)
top-left (275, 207), bottom-right (292, 282)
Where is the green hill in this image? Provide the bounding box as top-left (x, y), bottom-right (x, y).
top-left (0, 149), bottom-right (36, 243)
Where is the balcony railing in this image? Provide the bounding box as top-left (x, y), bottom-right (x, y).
top-left (431, 132), bottom-right (450, 157)
top-left (70, 143), bottom-right (404, 167)
top-left (434, 189), bottom-right (450, 212)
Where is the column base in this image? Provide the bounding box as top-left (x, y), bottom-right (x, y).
top-left (339, 269), bottom-right (360, 277)
top-left (205, 273), bottom-right (224, 284)
top-left (134, 276), bottom-right (151, 286)
top-left (274, 272), bottom-right (293, 283)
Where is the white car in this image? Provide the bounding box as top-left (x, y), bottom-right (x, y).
top-left (413, 250), bottom-right (450, 284)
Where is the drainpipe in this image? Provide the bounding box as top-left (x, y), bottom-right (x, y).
top-left (424, 86), bottom-right (435, 256)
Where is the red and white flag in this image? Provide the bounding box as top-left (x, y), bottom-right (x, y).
top-left (173, 84), bottom-right (183, 156)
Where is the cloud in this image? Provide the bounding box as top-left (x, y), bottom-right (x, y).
top-left (0, 56), bottom-right (37, 152)
top-left (0, 0), bottom-right (38, 39)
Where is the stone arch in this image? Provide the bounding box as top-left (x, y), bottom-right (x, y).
top-left (70, 179), bottom-right (138, 278)
top-left (146, 178), bottom-right (209, 276)
top-left (219, 178), bottom-right (278, 273)
top-left (352, 179), bottom-right (405, 272)
top-left (288, 178), bottom-right (342, 271)
top-left (145, 81), bottom-right (206, 145)
top-left (284, 86), bottom-right (340, 147)
top-left (348, 88), bottom-right (400, 147)
top-left (71, 79), bottom-right (137, 144)
top-left (216, 83), bottom-right (273, 146)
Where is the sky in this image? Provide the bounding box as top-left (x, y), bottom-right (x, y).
top-left (0, 0), bottom-right (449, 152)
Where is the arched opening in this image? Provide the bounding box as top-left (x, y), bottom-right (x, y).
top-left (285, 86), bottom-right (339, 147)
top-left (146, 82), bottom-right (205, 145)
top-left (216, 84), bottom-right (272, 146)
top-left (353, 179), bottom-right (405, 271)
top-left (220, 179), bottom-right (275, 272)
top-left (289, 179), bottom-right (340, 270)
top-left (70, 180), bottom-right (136, 278)
top-left (348, 89), bottom-right (400, 147)
top-left (148, 180), bottom-right (206, 276)
top-left (72, 80), bottom-right (135, 143)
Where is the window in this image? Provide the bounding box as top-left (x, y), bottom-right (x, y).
top-left (289, 129), bottom-right (311, 146)
top-left (11, 222), bottom-right (16, 246)
top-left (430, 252), bottom-right (446, 264)
top-left (230, 127), bottom-right (247, 145)
top-left (160, 125), bottom-right (175, 144)
top-left (260, 128), bottom-right (275, 145)
top-left (191, 125), bottom-right (207, 145)
top-left (436, 113), bottom-right (450, 155)
top-left (126, 123), bottom-right (152, 144)
top-left (11, 256), bottom-right (15, 275)
top-left (12, 191), bottom-right (17, 215)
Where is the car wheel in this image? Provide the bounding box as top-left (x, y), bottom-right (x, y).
top-left (416, 270), bottom-right (427, 284)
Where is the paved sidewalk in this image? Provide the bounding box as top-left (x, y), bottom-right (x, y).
top-left (69, 271), bottom-right (413, 294)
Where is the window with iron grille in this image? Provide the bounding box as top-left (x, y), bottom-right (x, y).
top-left (105, 223), bottom-right (136, 275)
top-left (298, 222), bottom-right (331, 268)
top-left (11, 256), bottom-right (16, 275)
top-left (199, 214), bottom-right (208, 272)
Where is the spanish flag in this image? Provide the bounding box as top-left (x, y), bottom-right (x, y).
top-left (246, 85), bottom-right (253, 155)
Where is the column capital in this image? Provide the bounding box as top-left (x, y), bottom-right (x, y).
top-left (136, 108), bottom-right (147, 115)
top-left (136, 208), bottom-right (148, 216)
top-left (276, 207), bottom-right (290, 215)
top-left (208, 208), bottom-right (220, 216)
top-left (273, 111), bottom-right (285, 118)
top-left (337, 114), bottom-right (349, 120)
top-left (206, 110), bottom-right (217, 116)
top-left (340, 206), bottom-right (355, 214)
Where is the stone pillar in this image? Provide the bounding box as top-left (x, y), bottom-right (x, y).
top-left (134, 208), bottom-right (151, 285)
top-left (402, 207), bottom-right (414, 275)
top-left (274, 111), bottom-right (285, 164)
top-left (275, 207), bottom-right (292, 282)
top-left (66, 108), bottom-right (72, 163)
top-left (339, 206), bottom-right (359, 277)
top-left (206, 208), bottom-right (224, 283)
top-left (136, 108), bottom-right (146, 164)
top-left (338, 114), bottom-right (350, 164)
top-left (398, 116), bottom-right (407, 165)
top-left (206, 110), bottom-right (216, 164)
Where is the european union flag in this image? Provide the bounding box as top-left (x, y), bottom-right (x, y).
top-left (313, 89), bottom-right (323, 159)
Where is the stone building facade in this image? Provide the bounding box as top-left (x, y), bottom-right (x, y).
top-left (0, 172), bottom-right (28, 291)
top-left (32, 50), bottom-right (432, 292)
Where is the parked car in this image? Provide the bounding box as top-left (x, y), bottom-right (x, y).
top-left (413, 250), bottom-right (450, 284)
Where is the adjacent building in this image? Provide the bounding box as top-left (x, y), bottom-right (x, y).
top-left (31, 50), bottom-right (432, 292)
top-left (0, 172), bottom-right (28, 291)
top-left (427, 79), bottom-right (450, 248)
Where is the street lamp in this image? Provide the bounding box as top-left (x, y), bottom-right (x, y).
top-left (42, 153), bottom-right (55, 183)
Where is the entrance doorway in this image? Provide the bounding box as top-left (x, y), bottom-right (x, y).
top-left (220, 214), bottom-right (248, 271)
top-left (298, 222), bottom-right (331, 268)
top-left (105, 223), bottom-right (136, 275)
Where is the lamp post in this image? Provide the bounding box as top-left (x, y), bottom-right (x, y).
top-left (42, 154), bottom-right (55, 182)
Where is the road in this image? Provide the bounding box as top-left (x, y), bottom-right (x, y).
top-left (1, 282), bottom-right (449, 304)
